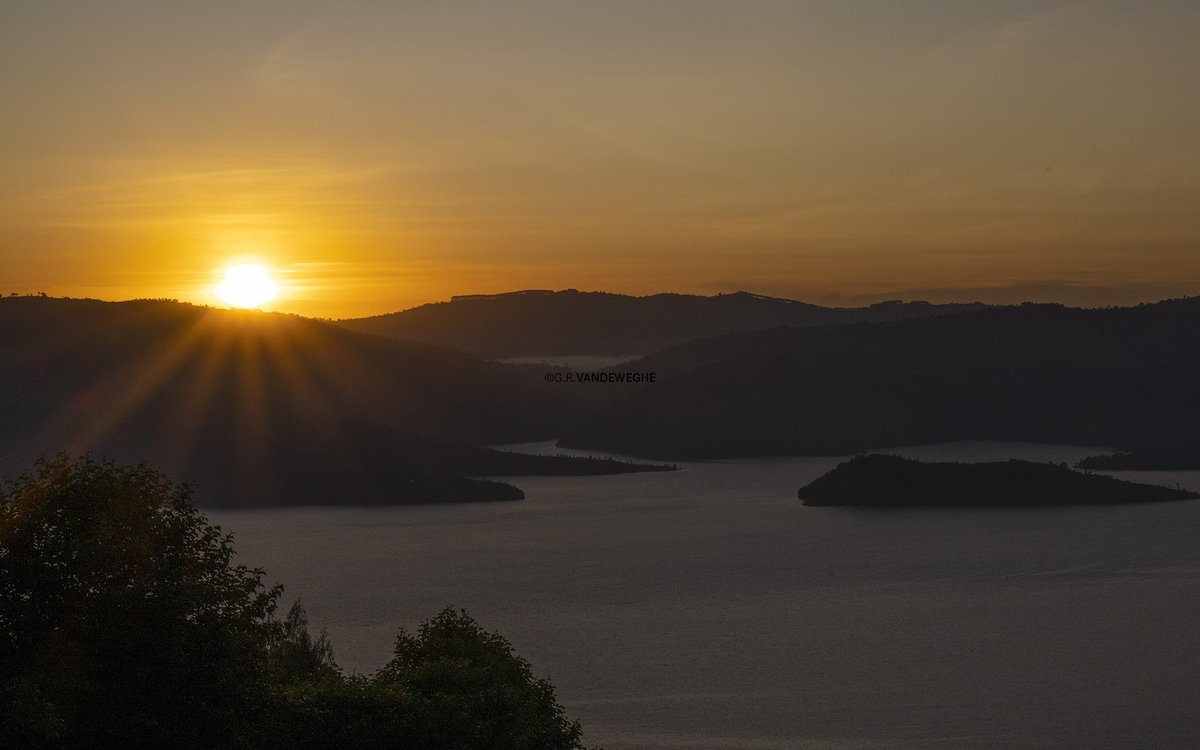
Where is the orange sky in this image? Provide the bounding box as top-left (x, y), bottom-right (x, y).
top-left (2, 1), bottom-right (1199, 317)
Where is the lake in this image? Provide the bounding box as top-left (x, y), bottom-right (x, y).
top-left (208, 442), bottom-right (1200, 749)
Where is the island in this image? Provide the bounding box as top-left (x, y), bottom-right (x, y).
top-left (798, 454), bottom-right (1199, 507)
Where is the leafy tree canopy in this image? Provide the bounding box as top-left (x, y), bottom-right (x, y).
top-left (1, 454), bottom-right (283, 749)
top-left (1, 455), bottom-right (588, 750)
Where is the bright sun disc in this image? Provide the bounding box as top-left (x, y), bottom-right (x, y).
top-left (215, 264), bottom-right (280, 308)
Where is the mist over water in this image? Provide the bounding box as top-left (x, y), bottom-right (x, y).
top-left (210, 443), bottom-right (1200, 749)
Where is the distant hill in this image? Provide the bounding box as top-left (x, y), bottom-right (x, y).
top-left (0, 297), bottom-right (667, 506)
top-left (1076, 447), bottom-right (1200, 471)
top-left (559, 298), bottom-right (1200, 459)
top-left (797, 454), bottom-right (1198, 507)
top-left (336, 289), bottom-right (986, 358)
top-left (18, 293), bottom-right (1200, 495)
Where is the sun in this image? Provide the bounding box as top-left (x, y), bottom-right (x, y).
top-left (214, 263), bottom-right (280, 309)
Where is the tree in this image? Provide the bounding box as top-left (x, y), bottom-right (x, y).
top-left (0, 454), bottom-right (284, 749)
top-left (376, 607), bottom-right (585, 749)
top-left (1, 455), bottom-right (590, 749)
top-left (281, 608), bottom-right (587, 750)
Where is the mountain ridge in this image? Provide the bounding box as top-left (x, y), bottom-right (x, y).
top-left (0, 296), bottom-right (667, 507)
top-left (335, 289), bottom-right (987, 358)
top-left (559, 297), bottom-right (1200, 460)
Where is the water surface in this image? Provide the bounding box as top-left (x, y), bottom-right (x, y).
top-left (209, 442), bottom-right (1200, 749)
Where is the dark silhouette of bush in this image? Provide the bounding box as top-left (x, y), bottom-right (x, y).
top-left (281, 608), bottom-right (586, 750)
top-left (377, 607), bottom-right (584, 749)
top-left (1, 455), bottom-right (589, 750)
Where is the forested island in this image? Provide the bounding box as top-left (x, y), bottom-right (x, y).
top-left (798, 455), bottom-right (1199, 507)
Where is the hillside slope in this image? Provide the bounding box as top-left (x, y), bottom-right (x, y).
top-left (337, 289), bottom-right (985, 358)
top-left (560, 299), bottom-right (1200, 459)
top-left (0, 297), bottom-right (663, 506)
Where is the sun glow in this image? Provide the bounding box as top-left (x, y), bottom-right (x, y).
top-left (214, 264), bottom-right (280, 309)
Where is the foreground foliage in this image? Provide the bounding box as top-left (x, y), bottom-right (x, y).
top-left (0, 455), bottom-right (586, 749)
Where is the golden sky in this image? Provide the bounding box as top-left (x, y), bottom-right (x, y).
top-left (2, 1), bottom-right (1198, 317)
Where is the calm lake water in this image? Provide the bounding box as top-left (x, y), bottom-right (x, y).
top-left (208, 442), bottom-right (1200, 749)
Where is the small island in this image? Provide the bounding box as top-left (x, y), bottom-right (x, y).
top-left (798, 454), bottom-right (1199, 507)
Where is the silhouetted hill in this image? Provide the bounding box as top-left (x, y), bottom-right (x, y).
top-left (560, 298), bottom-right (1200, 459)
top-left (798, 455), bottom-right (1198, 507)
top-left (336, 289), bottom-right (985, 358)
top-left (0, 297), bottom-right (668, 506)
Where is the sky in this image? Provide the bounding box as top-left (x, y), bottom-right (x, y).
top-left (2, 0), bottom-right (1198, 317)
